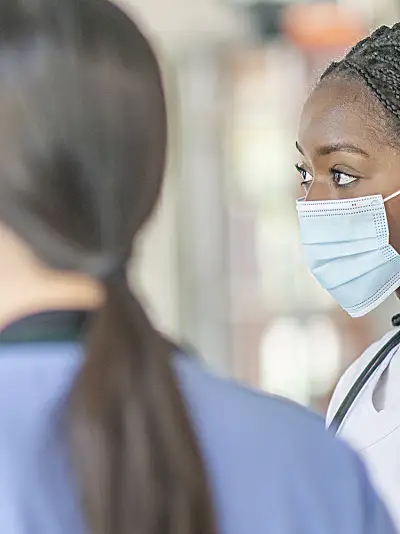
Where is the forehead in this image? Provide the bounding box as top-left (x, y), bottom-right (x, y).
top-left (298, 76), bottom-right (387, 154)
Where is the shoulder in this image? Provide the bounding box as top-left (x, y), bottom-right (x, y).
top-left (326, 329), bottom-right (398, 427)
top-left (175, 354), bottom-right (350, 462)
top-left (174, 352), bottom-right (324, 443)
top-left (174, 355), bottom-right (395, 534)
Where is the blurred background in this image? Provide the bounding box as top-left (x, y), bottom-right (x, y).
top-left (120, 0), bottom-right (400, 414)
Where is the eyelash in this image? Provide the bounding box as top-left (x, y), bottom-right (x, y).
top-left (295, 164), bottom-right (359, 190)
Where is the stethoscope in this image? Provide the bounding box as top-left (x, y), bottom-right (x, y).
top-left (328, 314), bottom-right (400, 433)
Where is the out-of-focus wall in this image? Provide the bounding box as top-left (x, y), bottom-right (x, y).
top-left (121, 0), bottom-right (248, 372)
top-left (118, 0), bottom-right (244, 50)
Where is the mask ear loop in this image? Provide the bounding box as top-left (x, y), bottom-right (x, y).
top-left (384, 189), bottom-right (400, 203)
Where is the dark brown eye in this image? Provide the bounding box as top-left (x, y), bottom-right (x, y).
top-left (331, 170), bottom-right (358, 188)
top-left (295, 164), bottom-right (312, 190)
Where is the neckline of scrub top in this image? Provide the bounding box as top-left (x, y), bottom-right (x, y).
top-left (339, 344), bottom-right (400, 451)
top-left (0, 310), bottom-right (91, 344)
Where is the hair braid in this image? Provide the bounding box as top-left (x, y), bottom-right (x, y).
top-left (343, 60), bottom-right (400, 119)
top-left (320, 23), bottom-right (400, 132)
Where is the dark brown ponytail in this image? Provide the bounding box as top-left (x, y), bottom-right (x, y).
top-left (69, 276), bottom-right (217, 534)
top-left (0, 2), bottom-right (217, 533)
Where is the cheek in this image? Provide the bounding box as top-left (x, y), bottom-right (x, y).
top-left (386, 197), bottom-right (400, 253)
top-left (378, 151), bottom-right (400, 194)
top-left (360, 157), bottom-right (400, 199)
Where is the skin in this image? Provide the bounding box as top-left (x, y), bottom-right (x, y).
top-left (297, 75), bottom-right (400, 278)
top-left (0, 222), bottom-right (103, 329)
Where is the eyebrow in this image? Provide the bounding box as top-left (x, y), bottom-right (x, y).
top-left (296, 141), bottom-right (370, 158)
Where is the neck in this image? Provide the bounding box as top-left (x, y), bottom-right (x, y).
top-left (0, 269), bottom-right (104, 332)
top-left (0, 225), bottom-right (105, 331)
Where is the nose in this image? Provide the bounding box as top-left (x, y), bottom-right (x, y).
top-left (305, 179), bottom-right (331, 202)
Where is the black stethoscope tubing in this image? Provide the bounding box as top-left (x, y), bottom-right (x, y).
top-left (329, 320), bottom-right (400, 432)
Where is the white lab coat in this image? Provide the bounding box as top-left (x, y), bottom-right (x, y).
top-left (327, 329), bottom-right (400, 532)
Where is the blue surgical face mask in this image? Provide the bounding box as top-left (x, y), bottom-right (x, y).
top-left (297, 190), bottom-right (400, 317)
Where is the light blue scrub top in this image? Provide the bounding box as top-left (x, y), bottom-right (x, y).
top-left (0, 340), bottom-right (395, 534)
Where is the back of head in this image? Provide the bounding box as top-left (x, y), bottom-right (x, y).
top-left (0, 0), bottom-right (164, 270)
top-left (0, 1), bottom-right (216, 534)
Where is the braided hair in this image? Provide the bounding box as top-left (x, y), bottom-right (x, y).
top-left (321, 23), bottom-right (400, 130)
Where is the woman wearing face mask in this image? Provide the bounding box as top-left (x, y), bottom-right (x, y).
top-left (296, 24), bottom-right (400, 531)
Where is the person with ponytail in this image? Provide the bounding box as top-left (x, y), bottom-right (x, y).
top-left (0, 1), bottom-right (394, 534)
